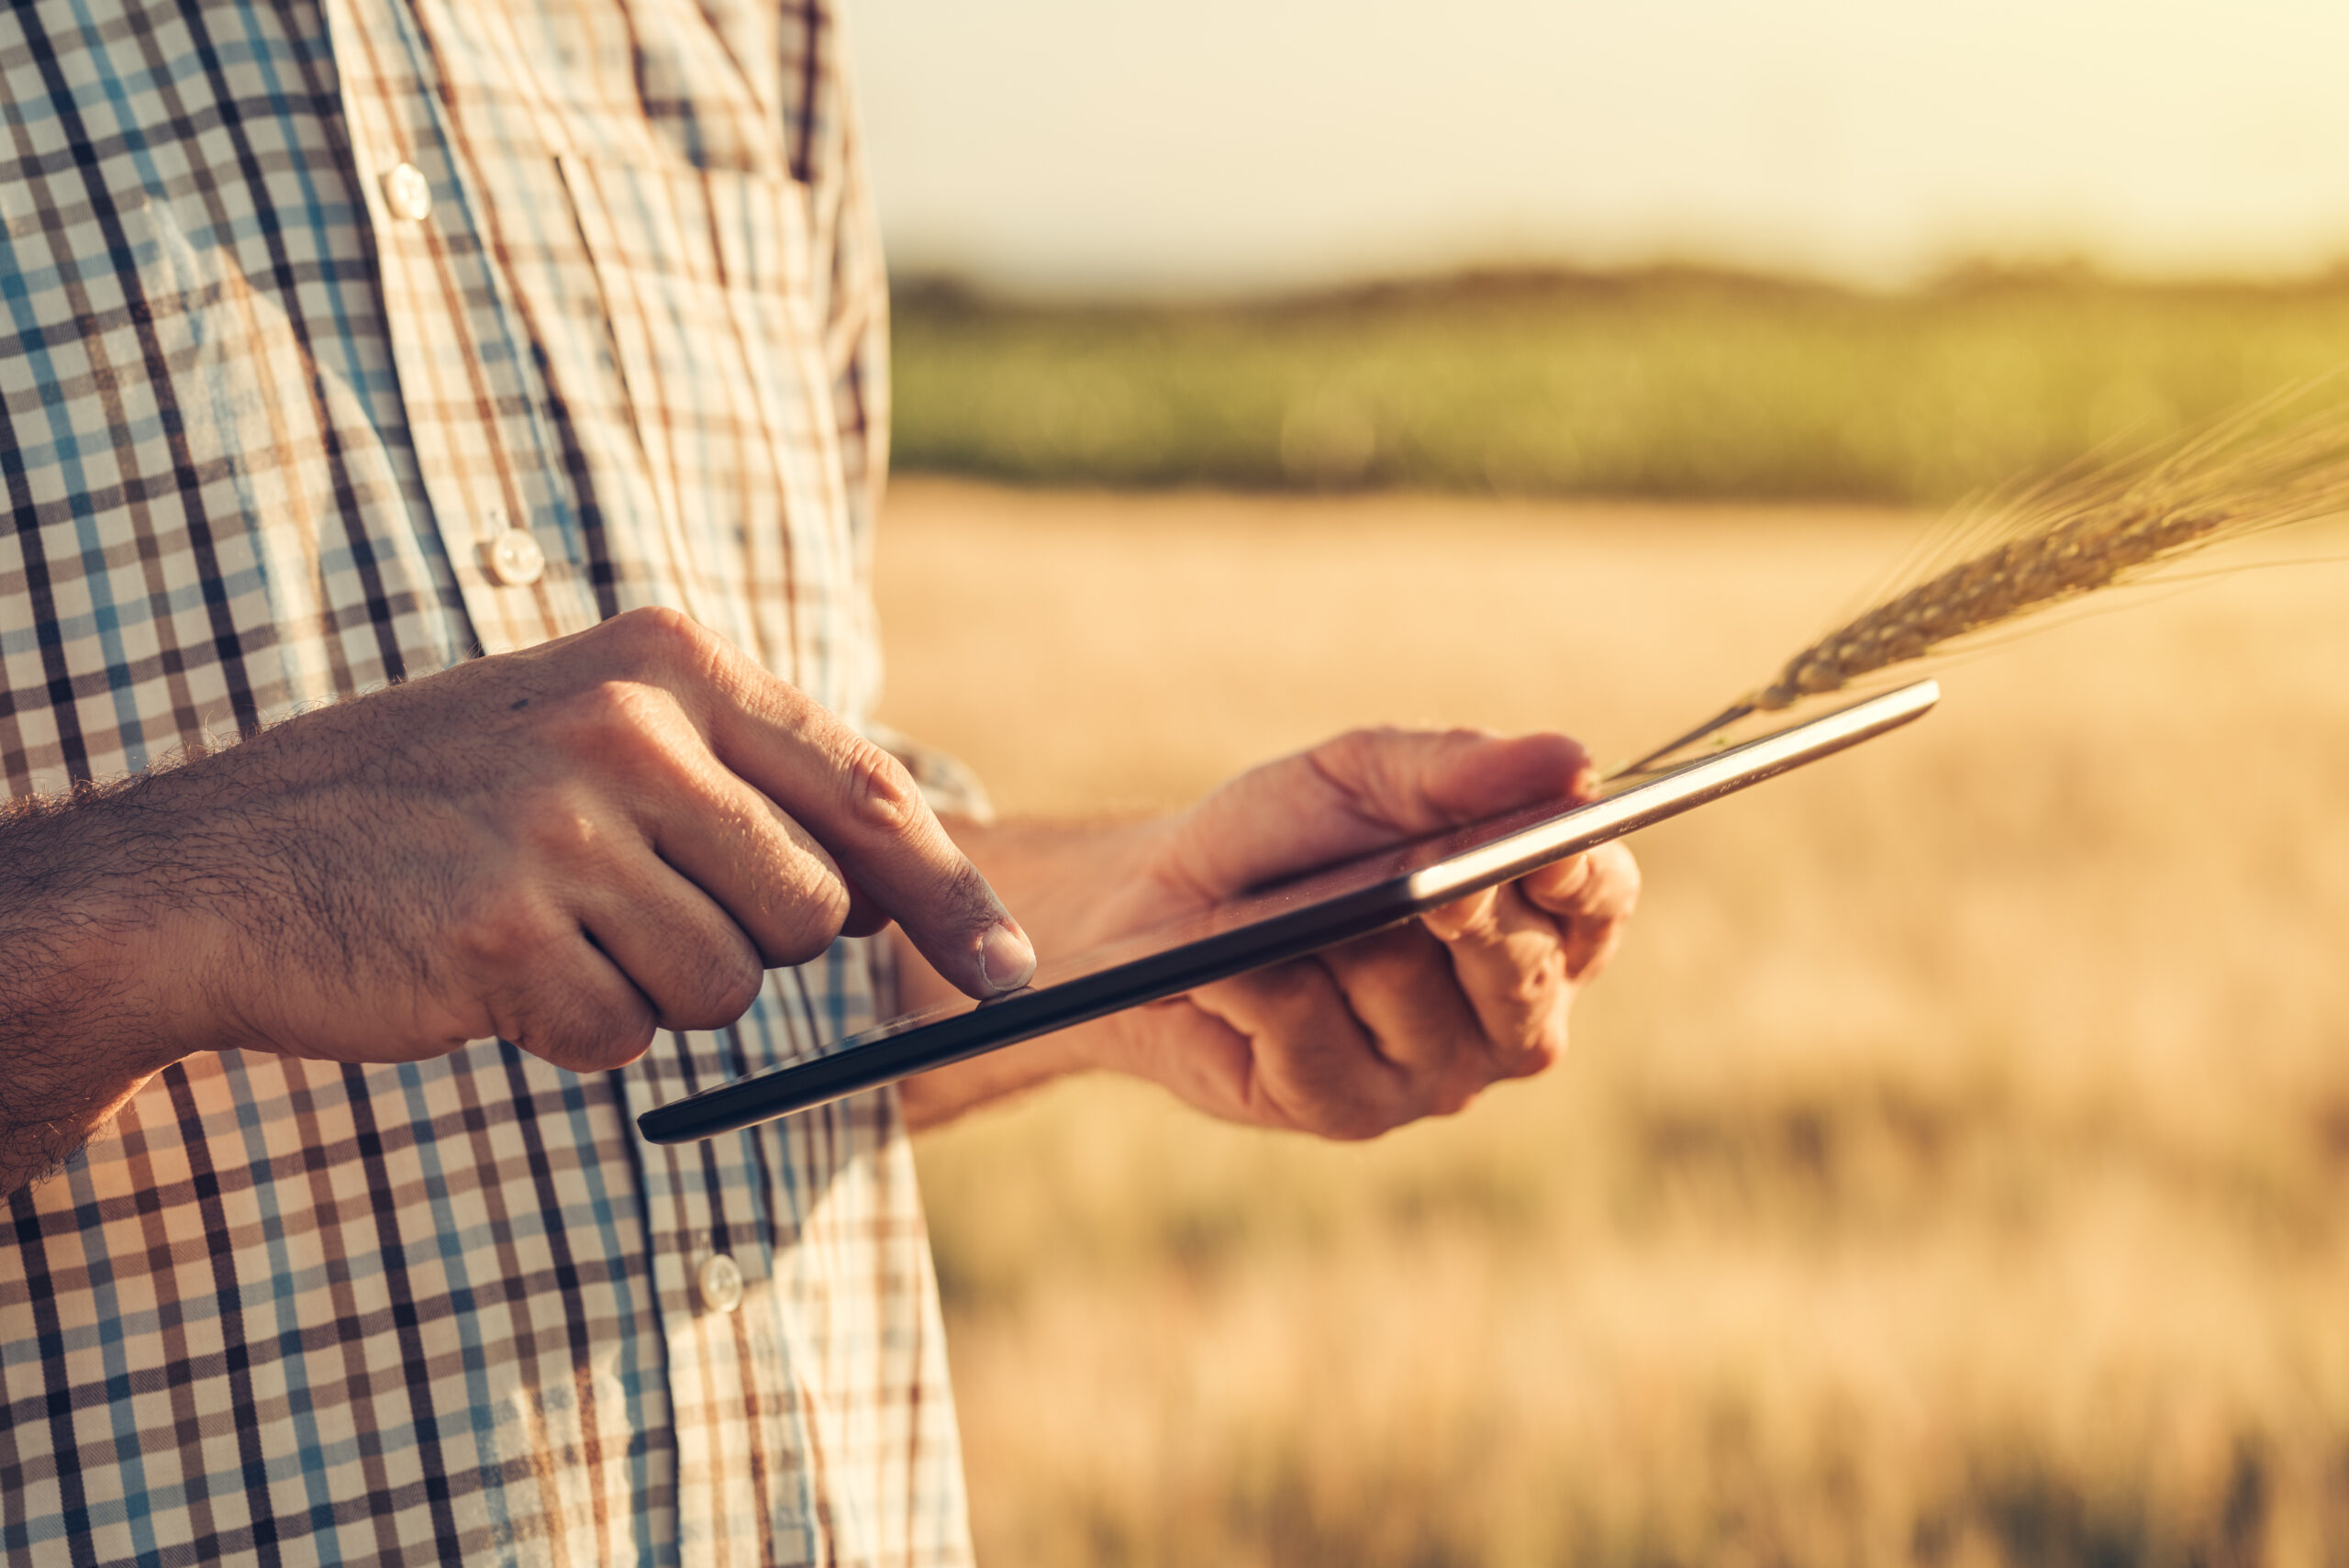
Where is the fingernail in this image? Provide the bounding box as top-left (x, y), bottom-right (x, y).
top-left (977, 917), bottom-right (1036, 994)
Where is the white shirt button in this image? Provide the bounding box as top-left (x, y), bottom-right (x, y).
top-left (696, 1253), bottom-right (745, 1314)
top-left (382, 161), bottom-right (432, 224)
top-left (483, 527), bottom-right (546, 587)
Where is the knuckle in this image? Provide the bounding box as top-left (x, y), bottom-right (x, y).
top-left (758, 878), bottom-right (852, 967)
top-left (1420, 1080), bottom-right (1484, 1120)
top-left (1421, 895), bottom-right (1488, 944)
top-left (1274, 1051), bottom-right (1406, 1141)
top-left (453, 889), bottom-right (569, 973)
top-left (839, 737), bottom-right (923, 834)
top-left (1543, 852), bottom-right (1598, 905)
top-left (567, 677), bottom-right (678, 751)
top-left (539, 1008), bottom-right (659, 1073)
top-left (669, 943), bottom-right (765, 1030)
top-left (603, 605), bottom-right (708, 668)
top-left (1508, 1037), bottom-right (1564, 1079)
top-left (542, 683), bottom-right (708, 800)
top-left (519, 784), bottom-right (612, 864)
top-left (1307, 1097), bottom-right (1399, 1142)
top-left (717, 945), bottom-right (768, 1013)
top-left (1495, 957), bottom-right (1562, 1013)
top-left (501, 975), bottom-right (658, 1073)
top-left (1497, 1008), bottom-right (1568, 1077)
top-left (1316, 726), bottom-right (1391, 784)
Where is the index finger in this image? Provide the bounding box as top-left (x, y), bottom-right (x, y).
top-left (680, 631), bottom-right (1035, 999)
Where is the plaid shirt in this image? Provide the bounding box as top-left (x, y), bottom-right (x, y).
top-left (0, 2), bottom-right (974, 1564)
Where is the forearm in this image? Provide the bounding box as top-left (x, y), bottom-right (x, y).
top-left (0, 784), bottom-right (213, 1194)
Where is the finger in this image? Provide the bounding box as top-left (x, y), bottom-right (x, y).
top-left (1169, 728), bottom-right (1596, 898)
top-left (490, 932), bottom-right (660, 1074)
top-left (1105, 998), bottom-right (1269, 1128)
top-left (632, 752), bottom-right (866, 967)
top-left (1407, 732), bottom-right (1598, 824)
top-left (1521, 841), bottom-right (1640, 982)
top-left (1186, 958), bottom-right (1416, 1140)
top-left (1317, 920), bottom-right (1509, 1106)
top-left (686, 637), bottom-right (1031, 997)
top-left (577, 610), bottom-right (1027, 995)
top-left (838, 877), bottom-right (891, 940)
top-left (575, 848), bottom-right (767, 1033)
top-left (1417, 882), bottom-right (1571, 1077)
top-left (1519, 842), bottom-right (1642, 925)
top-left (1562, 914), bottom-right (1630, 985)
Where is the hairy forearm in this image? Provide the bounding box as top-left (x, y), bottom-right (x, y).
top-left (0, 781), bottom-right (217, 1193)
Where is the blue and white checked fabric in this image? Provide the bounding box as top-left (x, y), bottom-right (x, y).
top-left (0, 2), bottom-right (972, 1563)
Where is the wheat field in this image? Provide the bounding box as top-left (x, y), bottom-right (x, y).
top-left (874, 478), bottom-right (2349, 1568)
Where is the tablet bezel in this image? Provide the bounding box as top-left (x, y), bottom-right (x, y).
top-left (637, 680), bottom-right (1939, 1144)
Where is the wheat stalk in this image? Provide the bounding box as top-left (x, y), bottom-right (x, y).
top-left (1623, 388), bottom-right (2349, 774)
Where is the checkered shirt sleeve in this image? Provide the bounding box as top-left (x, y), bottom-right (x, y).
top-left (0, 2), bottom-right (973, 1564)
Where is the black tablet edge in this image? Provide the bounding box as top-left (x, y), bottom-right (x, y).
top-left (639, 882), bottom-right (1431, 1142)
top-left (637, 679), bottom-right (1938, 1144)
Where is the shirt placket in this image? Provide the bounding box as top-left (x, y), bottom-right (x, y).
top-left (318, 4), bottom-right (816, 1562)
top-left (321, 0), bottom-right (600, 657)
top-left (618, 1022), bottom-right (825, 1568)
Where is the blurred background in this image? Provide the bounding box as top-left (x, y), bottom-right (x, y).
top-left (852, 2), bottom-right (2349, 1562)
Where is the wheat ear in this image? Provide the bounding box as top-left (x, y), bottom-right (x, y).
top-left (1623, 390), bottom-right (2349, 774)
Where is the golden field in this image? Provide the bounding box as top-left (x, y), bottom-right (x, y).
top-left (874, 478), bottom-right (2349, 1568)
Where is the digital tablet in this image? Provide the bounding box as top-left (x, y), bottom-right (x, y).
top-left (637, 679), bottom-right (1939, 1143)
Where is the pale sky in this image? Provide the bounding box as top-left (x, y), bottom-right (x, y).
top-left (848, 0), bottom-right (2349, 297)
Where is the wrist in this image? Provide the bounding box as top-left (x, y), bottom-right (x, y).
top-left (0, 781), bottom-right (240, 1067)
top-left (0, 794), bottom-right (229, 1193)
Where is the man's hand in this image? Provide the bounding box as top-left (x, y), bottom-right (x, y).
top-left (0, 607), bottom-right (1033, 1190)
top-left (897, 728), bottom-right (1639, 1136)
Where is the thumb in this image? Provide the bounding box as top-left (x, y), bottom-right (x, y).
top-left (1167, 728), bottom-right (1596, 898)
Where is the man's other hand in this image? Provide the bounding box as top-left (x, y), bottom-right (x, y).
top-left (1098, 728), bottom-right (1638, 1138)
top-left (899, 728), bottom-right (1638, 1137)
